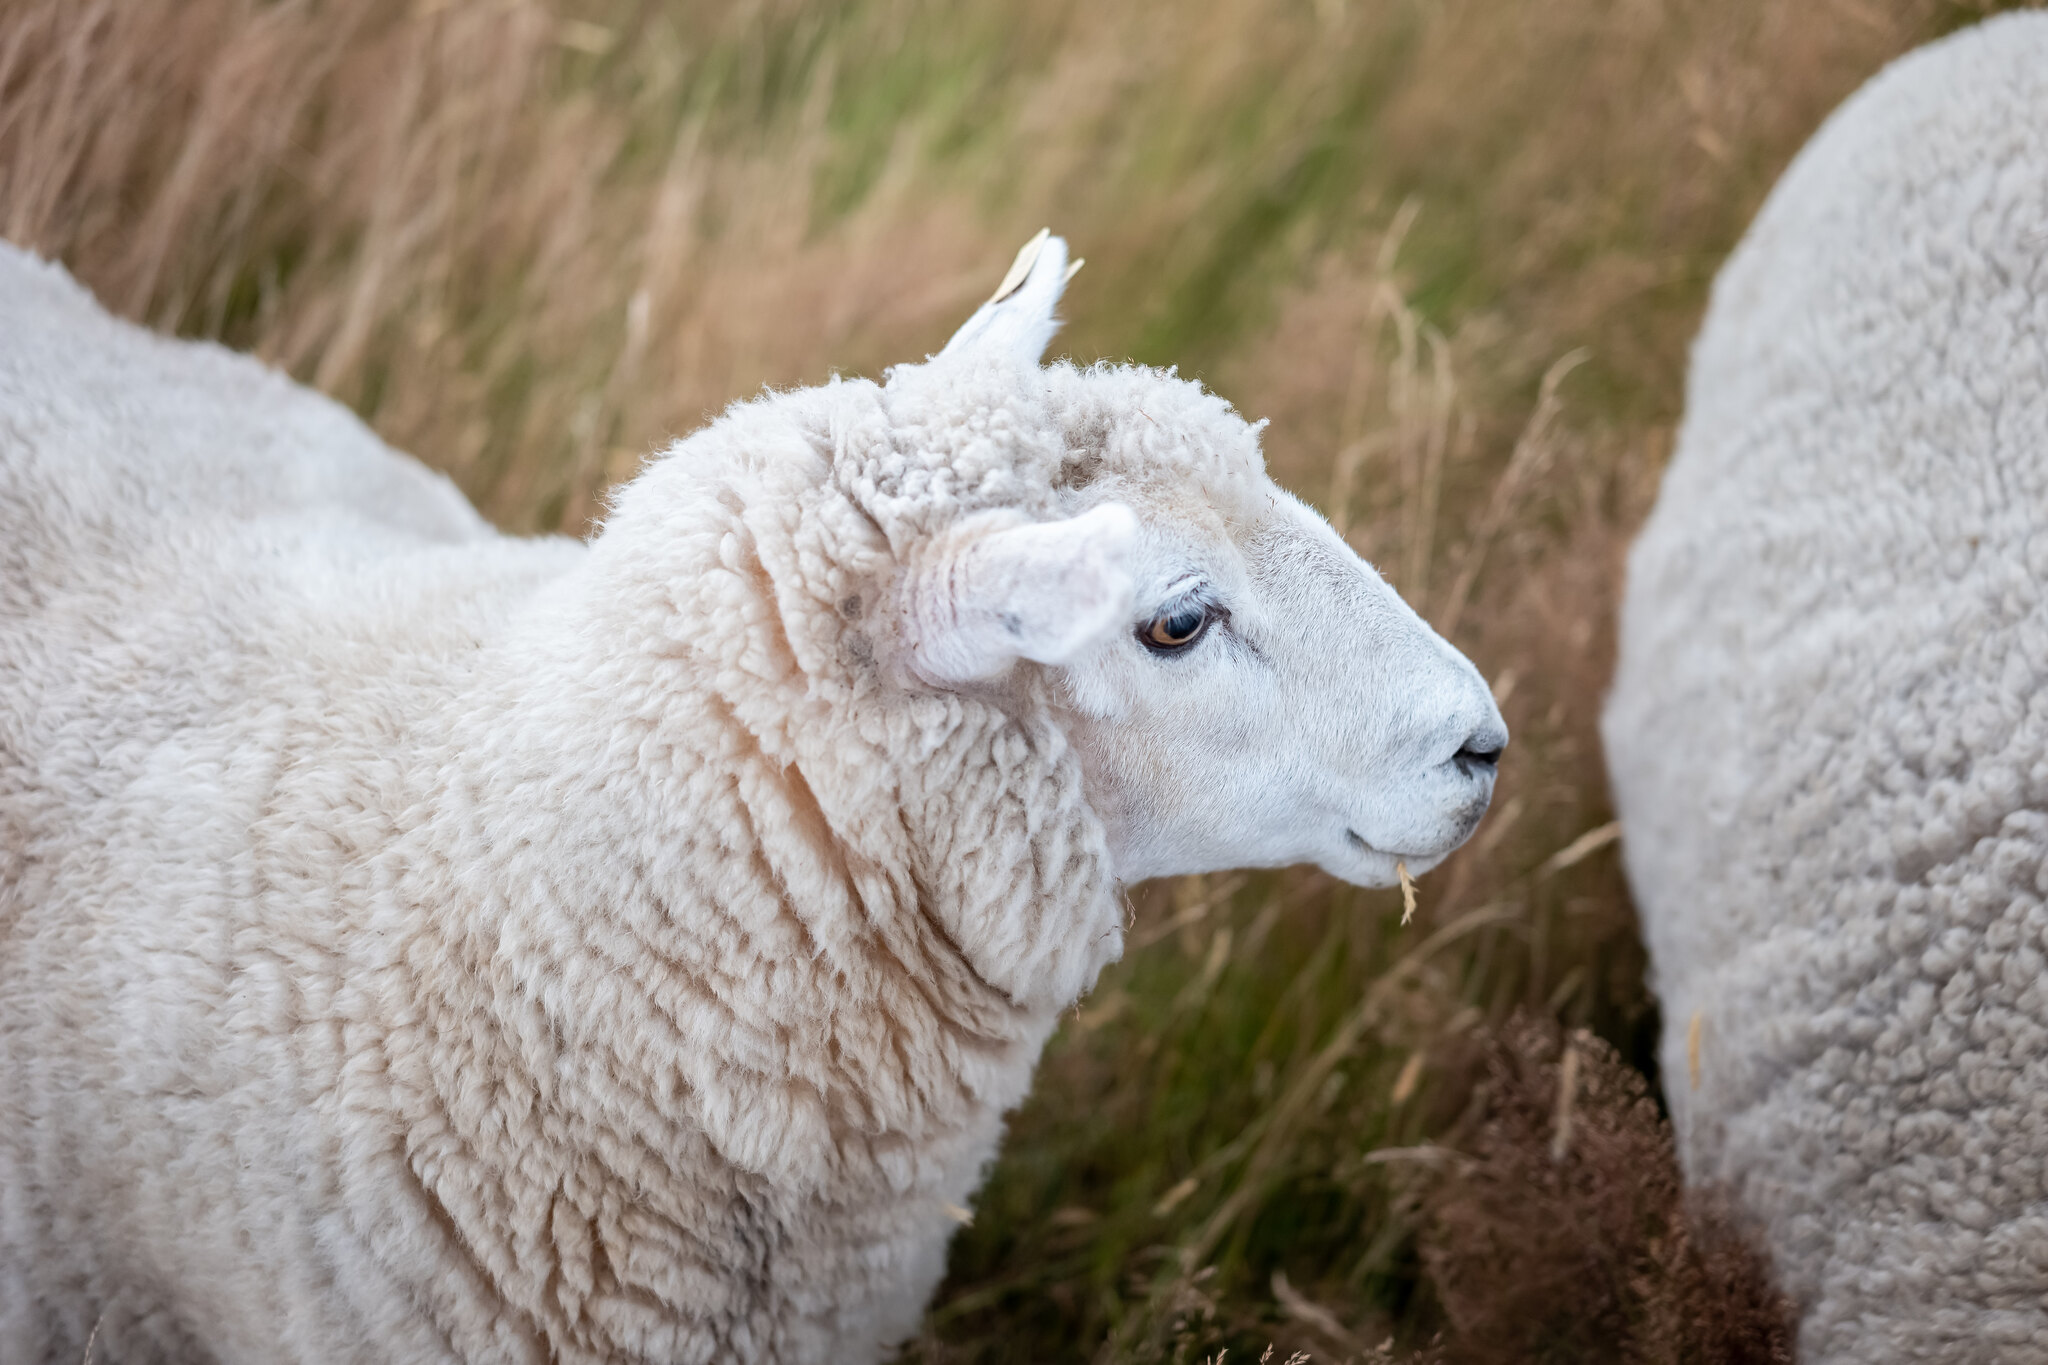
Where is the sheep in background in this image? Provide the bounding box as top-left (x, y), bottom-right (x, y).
top-left (1604, 15), bottom-right (2048, 1362)
top-left (0, 230), bottom-right (1505, 1365)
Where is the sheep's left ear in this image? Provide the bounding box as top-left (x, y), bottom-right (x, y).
top-left (937, 229), bottom-right (1082, 368)
top-left (901, 503), bottom-right (1138, 686)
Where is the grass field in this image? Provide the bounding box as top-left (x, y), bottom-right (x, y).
top-left (1, 0), bottom-right (2030, 1358)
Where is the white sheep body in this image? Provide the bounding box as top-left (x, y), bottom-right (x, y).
top-left (2, 221), bottom-right (1505, 1362)
top-left (0, 243), bottom-right (1144, 1364)
top-left (1603, 15), bottom-right (2048, 1362)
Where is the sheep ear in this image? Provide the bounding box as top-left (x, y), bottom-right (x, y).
top-left (903, 503), bottom-right (1139, 685)
top-left (937, 229), bottom-right (1082, 368)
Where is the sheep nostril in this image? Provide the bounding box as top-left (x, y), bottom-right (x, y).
top-left (1456, 743), bottom-right (1503, 770)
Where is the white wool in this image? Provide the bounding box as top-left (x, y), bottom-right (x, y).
top-left (0, 231), bottom-right (1503, 1363)
top-left (1604, 15), bottom-right (2048, 1362)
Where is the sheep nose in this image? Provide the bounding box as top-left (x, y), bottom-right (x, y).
top-left (1452, 720), bottom-right (1508, 774)
top-left (1457, 741), bottom-right (1503, 769)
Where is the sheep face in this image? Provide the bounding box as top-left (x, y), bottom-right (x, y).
top-left (1054, 483), bottom-right (1505, 887)
top-left (894, 233), bottom-right (1505, 890)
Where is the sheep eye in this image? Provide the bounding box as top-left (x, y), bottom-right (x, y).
top-left (1140, 604), bottom-right (1210, 653)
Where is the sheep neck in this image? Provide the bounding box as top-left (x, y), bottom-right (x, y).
top-left (354, 425), bottom-right (1123, 1356)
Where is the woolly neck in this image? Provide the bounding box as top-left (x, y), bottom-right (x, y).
top-left (358, 374), bottom-right (1124, 1350)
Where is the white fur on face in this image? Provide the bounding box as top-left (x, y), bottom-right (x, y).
top-left (1054, 488), bottom-right (1504, 887)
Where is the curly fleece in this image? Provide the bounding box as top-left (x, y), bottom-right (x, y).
top-left (0, 243), bottom-right (1264, 1363)
top-left (1603, 15), bottom-right (2048, 1363)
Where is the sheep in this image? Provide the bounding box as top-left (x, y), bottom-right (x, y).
top-left (1602, 15), bottom-right (2048, 1362)
top-left (0, 229), bottom-right (1506, 1365)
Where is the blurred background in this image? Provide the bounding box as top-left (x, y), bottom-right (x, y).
top-left (0, 1), bottom-right (2032, 1359)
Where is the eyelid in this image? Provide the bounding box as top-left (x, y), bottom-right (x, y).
top-left (1155, 575), bottom-right (1208, 614)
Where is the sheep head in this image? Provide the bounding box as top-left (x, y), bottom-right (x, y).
top-left (880, 232), bottom-right (1506, 891)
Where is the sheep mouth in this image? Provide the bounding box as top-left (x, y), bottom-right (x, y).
top-left (1346, 828), bottom-right (1447, 865)
top-left (1345, 829), bottom-right (1400, 858)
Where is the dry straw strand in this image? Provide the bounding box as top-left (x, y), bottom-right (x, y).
top-left (1272, 1268), bottom-right (1367, 1356)
top-left (1688, 1010), bottom-right (1705, 1091)
top-left (1435, 347), bottom-right (1590, 639)
top-left (1537, 819), bottom-right (1621, 879)
top-left (1549, 1031), bottom-right (1583, 1163)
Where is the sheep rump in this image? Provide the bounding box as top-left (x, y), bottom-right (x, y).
top-left (1604, 15), bottom-right (2048, 1363)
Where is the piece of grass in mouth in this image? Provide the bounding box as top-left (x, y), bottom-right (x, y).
top-left (1397, 859), bottom-right (1418, 925)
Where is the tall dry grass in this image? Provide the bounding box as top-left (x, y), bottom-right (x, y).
top-left (0, 0), bottom-right (2029, 1358)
